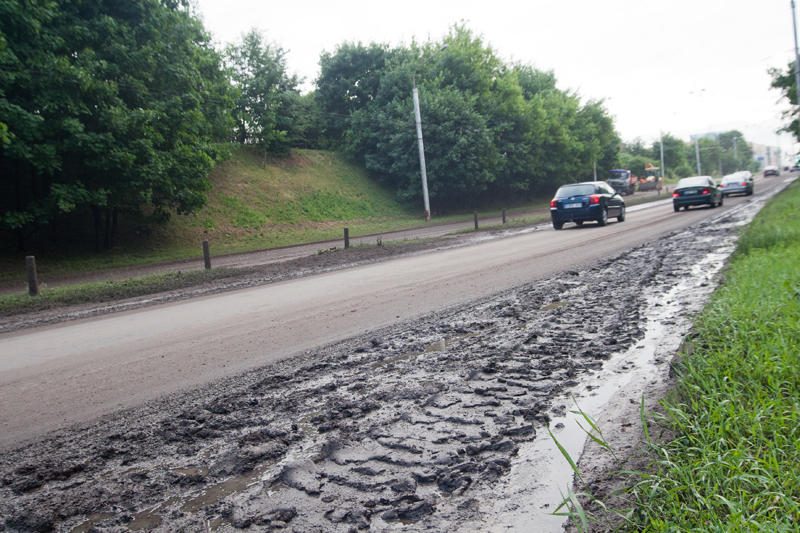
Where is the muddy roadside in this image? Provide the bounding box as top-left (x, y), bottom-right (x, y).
top-left (0, 194), bottom-right (767, 532)
top-left (0, 226), bottom-right (543, 334)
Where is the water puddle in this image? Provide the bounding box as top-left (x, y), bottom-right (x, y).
top-left (72, 513), bottom-right (114, 532)
top-left (478, 237), bottom-right (736, 532)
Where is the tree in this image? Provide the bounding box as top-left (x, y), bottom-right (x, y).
top-left (225, 30), bottom-right (299, 154)
top-left (651, 133), bottom-right (689, 178)
top-left (0, 0), bottom-right (233, 251)
top-left (321, 25), bottom-right (621, 207)
top-left (316, 42), bottom-right (393, 144)
top-left (770, 63), bottom-right (800, 141)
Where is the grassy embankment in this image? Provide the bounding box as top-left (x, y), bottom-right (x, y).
top-left (628, 181), bottom-right (800, 529)
top-left (0, 148), bottom-right (416, 283)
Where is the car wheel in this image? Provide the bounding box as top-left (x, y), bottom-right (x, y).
top-left (617, 206), bottom-right (626, 222)
top-left (553, 221), bottom-right (563, 230)
top-left (673, 203), bottom-right (680, 212)
top-left (575, 220), bottom-right (584, 227)
top-left (597, 206), bottom-right (608, 227)
top-left (718, 196), bottom-right (723, 207)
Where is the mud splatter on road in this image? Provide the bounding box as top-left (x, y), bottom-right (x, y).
top-left (0, 197), bottom-right (771, 532)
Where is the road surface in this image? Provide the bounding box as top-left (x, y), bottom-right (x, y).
top-left (0, 175), bottom-right (786, 451)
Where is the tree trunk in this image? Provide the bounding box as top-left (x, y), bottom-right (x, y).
top-left (92, 205), bottom-right (102, 252)
top-left (103, 207), bottom-right (112, 250)
top-left (110, 208), bottom-right (118, 249)
top-left (16, 228), bottom-right (25, 253)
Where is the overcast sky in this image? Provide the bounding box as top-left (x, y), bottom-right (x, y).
top-left (197, 0), bottom-right (798, 153)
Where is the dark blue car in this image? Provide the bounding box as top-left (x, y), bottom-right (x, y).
top-left (549, 181), bottom-right (626, 230)
top-left (672, 176), bottom-right (723, 211)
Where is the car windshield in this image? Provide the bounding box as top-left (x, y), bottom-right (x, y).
top-left (608, 172), bottom-right (626, 179)
top-left (555, 184), bottom-right (595, 198)
top-left (722, 175), bottom-right (741, 183)
top-left (677, 177), bottom-right (710, 188)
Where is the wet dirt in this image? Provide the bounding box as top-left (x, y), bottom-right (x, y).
top-left (0, 193), bottom-right (777, 532)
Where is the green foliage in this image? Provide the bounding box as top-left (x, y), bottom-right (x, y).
top-left (770, 63), bottom-right (800, 141)
top-left (737, 181), bottom-right (800, 255)
top-left (225, 30), bottom-right (301, 153)
top-left (630, 183), bottom-right (800, 530)
top-left (619, 153), bottom-right (649, 178)
top-left (623, 131), bottom-right (754, 180)
top-left (0, 0), bottom-right (234, 250)
top-left (321, 25), bottom-right (620, 208)
top-left (316, 41), bottom-right (394, 143)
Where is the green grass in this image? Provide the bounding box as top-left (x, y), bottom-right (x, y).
top-left (0, 269), bottom-right (244, 316)
top-left (628, 182), bottom-right (800, 530)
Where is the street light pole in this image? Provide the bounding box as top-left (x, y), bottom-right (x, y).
top-left (412, 80), bottom-right (431, 221)
top-left (659, 132), bottom-right (665, 180)
top-left (695, 137), bottom-right (702, 175)
top-left (792, 0), bottom-right (800, 144)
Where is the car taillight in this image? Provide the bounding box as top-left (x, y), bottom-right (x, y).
top-left (702, 188), bottom-right (710, 194)
top-left (589, 195), bottom-right (601, 205)
top-left (672, 192), bottom-right (680, 198)
top-left (550, 199), bottom-right (557, 208)
top-left (741, 182), bottom-right (747, 186)
top-left (719, 184), bottom-right (725, 187)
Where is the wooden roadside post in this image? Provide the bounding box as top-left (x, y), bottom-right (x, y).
top-left (202, 240), bottom-right (211, 270)
top-left (474, 212), bottom-right (479, 230)
top-left (502, 209), bottom-right (507, 224)
top-left (344, 227), bottom-right (350, 249)
top-left (25, 256), bottom-right (39, 296)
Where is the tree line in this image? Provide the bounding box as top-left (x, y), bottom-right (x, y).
top-left (620, 131), bottom-right (756, 180)
top-left (2, 1), bottom-right (618, 252)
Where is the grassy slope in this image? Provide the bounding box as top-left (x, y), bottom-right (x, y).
top-left (159, 147), bottom-right (426, 253)
top-left (0, 148), bottom-right (423, 282)
top-left (629, 182), bottom-right (800, 530)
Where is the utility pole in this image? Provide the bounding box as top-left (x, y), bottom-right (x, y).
top-left (659, 132), bottom-right (665, 179)
top-left (695, 137), bottom-right (702, 175)
top-left (733, 136), bottom-right (738, 163)
top-left (412, 82), bottom-right (431, 221)
top-left (593, 159), bottom-right (597, 180)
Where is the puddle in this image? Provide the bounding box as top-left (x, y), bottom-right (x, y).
top-left (128, 510), bottom-right (163, 531)
top-left (72, 513), bottom-right (114, 532)
top-left (181, 440), bottom-right (317, 515)
top-left (479, 237), bottom-right (737, 532)
top-left (181, 465), bottom-right (268, 514)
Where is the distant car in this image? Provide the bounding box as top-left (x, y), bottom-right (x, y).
top-left (719, 172), bottom-right (753, 197)
top-left (550, 181), bottom-right (626, 229)
top-left (763, 165), bottom-right (780, 177)
top-left (791, 164), bottom-right (800, 172)
top-left (607, 169), bottom-right (635, 195)
top-left (672, 176), bottom-right (723, 212)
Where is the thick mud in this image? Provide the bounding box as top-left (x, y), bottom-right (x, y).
top-left (0, 196), bottom-right (771, 532)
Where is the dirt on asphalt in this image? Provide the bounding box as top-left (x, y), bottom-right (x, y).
top-left (0, 186), bottom-right (774, 533)
top-left (0, 235), bottom-right (473, 334)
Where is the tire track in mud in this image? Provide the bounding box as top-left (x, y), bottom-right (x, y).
top-left (0, 207), bottom-right (754, 532)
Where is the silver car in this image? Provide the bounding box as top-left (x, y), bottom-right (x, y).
top-left (719, 171), bottom-right (753, 197)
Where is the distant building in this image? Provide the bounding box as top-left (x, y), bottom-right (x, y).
top-left (749, 142), bottom-right (783, 168)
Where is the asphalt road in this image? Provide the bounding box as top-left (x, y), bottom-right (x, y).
top-left (0, 188), bottom-right (669, 294)
top-left (0, 175), bottom-right (787, 451)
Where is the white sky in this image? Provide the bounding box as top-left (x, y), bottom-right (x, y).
top-left (196, 0), bottom-right (799, 153)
